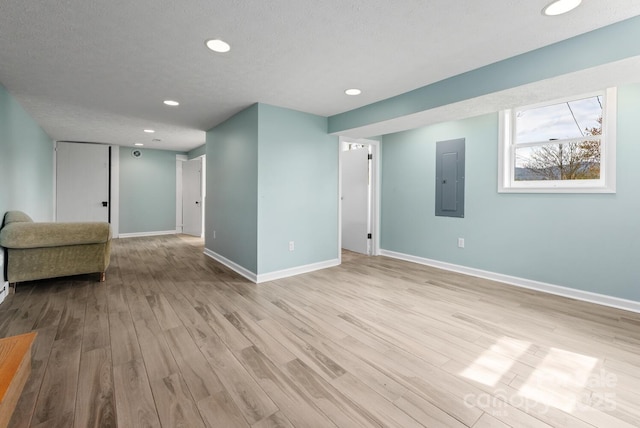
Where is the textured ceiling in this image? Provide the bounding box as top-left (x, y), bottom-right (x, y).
top-left (1, 1), bottom-right (639, 152)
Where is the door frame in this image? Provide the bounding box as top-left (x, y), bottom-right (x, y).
top-left (338, 136), bottom-right (381, 262)
top-left (53, 141), bottom-right (119, 237)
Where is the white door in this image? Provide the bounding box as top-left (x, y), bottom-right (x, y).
top-left (341, 147), bottom-right (370, 254)
top-left (183, 158), bottom-right (202, 236)
top-left (56, 142), bottom-right (110, 222)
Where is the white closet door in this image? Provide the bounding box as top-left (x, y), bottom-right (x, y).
top-left (56, 142), bottom-right (110, 222)
top-left (182, 158), bottom-right (202, 236)
top-left (342, 147), bottom-right (369, 254)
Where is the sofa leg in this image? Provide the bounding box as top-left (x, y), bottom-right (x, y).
top-left (8, 283), bottom-right (16, 294)
top-left (99, 272), bottom-right (106, 282)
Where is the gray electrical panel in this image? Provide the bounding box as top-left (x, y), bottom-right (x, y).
top-left (435, 138), bottom-right (465, 218)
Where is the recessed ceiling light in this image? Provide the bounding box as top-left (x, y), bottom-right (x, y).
top-left (134, 143), bottom-right (144, 146)
top-left (542, 0), bottom-right (581, 16)
top-left (163, 100), bottom-right (179, 106)
top-left (143, 129), bottom-right (155, 133)
top-left (345, 88), bottom-right (362, 96)
top-left (205, 39), bottom-right (231, 53)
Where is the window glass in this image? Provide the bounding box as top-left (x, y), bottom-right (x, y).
top-left (498, 88), bottom-right (615, 193)
top-left (515, 96), bottom-right (602, 144)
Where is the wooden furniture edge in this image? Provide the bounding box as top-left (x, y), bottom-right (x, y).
top-left (0, 332), bottom-right (37, 428)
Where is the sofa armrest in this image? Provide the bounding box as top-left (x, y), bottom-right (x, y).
top-left (0, 222), bottom-right (111, 249)
top-left (2, 211), bottom-right (33, 226)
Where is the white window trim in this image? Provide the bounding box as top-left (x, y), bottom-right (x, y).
top-left (498, 87), bottom-right (616, 194)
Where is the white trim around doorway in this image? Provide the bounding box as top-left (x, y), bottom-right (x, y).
top-left (338, 136), bottom-right (381, 263)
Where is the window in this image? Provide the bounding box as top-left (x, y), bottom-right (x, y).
top-left (498, 88), bottom-right (616, 193)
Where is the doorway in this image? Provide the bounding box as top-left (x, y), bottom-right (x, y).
top-left (339, 137), bottom-right (380, 258)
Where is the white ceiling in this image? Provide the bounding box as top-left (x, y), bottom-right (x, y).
top-left (1, 1), bottom-right (639, 152)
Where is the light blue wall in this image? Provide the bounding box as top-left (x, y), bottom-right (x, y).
top-left (119, 148), bottom-right (183, 234)
top-left (381, 83), bottom-right (640, 302)
top-left (204, 103), bottom-right (339, 276)
top-left (329, 15), bottom-right (640, 134)
top-left (257, 104), bottom-right (338, 274)
top-left (0, 83), bottom-right (53, 222)
top-left (205, 105), bottom-right (259, 273)
top-left (188, 144), bottom-right (206, 159)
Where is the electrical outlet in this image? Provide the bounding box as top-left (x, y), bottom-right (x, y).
top-left (289, 241), bottom-right (295, 252)
top-left (458, 238), bottom-right (465, 248)
top-left (213, 230), bottom-right (216, 239)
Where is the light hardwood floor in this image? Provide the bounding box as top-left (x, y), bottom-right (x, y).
top-left (1, 235), bottom-right (639, 427)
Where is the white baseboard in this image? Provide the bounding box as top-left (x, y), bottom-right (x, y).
top-left (256, 258), bottom-right (340, 283)
top-left (118, 230), bottom-right (178, 238)
top-left (380, 249), bottom-right (640, 314)
top-left (203, 248), bottom-right (257, 282)
top-left (203, 248), bottom-right (339, 284)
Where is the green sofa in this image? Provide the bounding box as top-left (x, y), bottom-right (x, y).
top-left (0, 211), bottom-right (111, 293)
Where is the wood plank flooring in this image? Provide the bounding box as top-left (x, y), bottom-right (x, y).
top-left (1, 235), bottom-right (639, 427)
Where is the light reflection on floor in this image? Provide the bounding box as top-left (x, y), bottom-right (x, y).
top-left (518, 347), bottom-right (598, 412)
top-left (460, 336), bottom-right (530, 387)
top-left (460, 337), bottom-right (601, 414)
